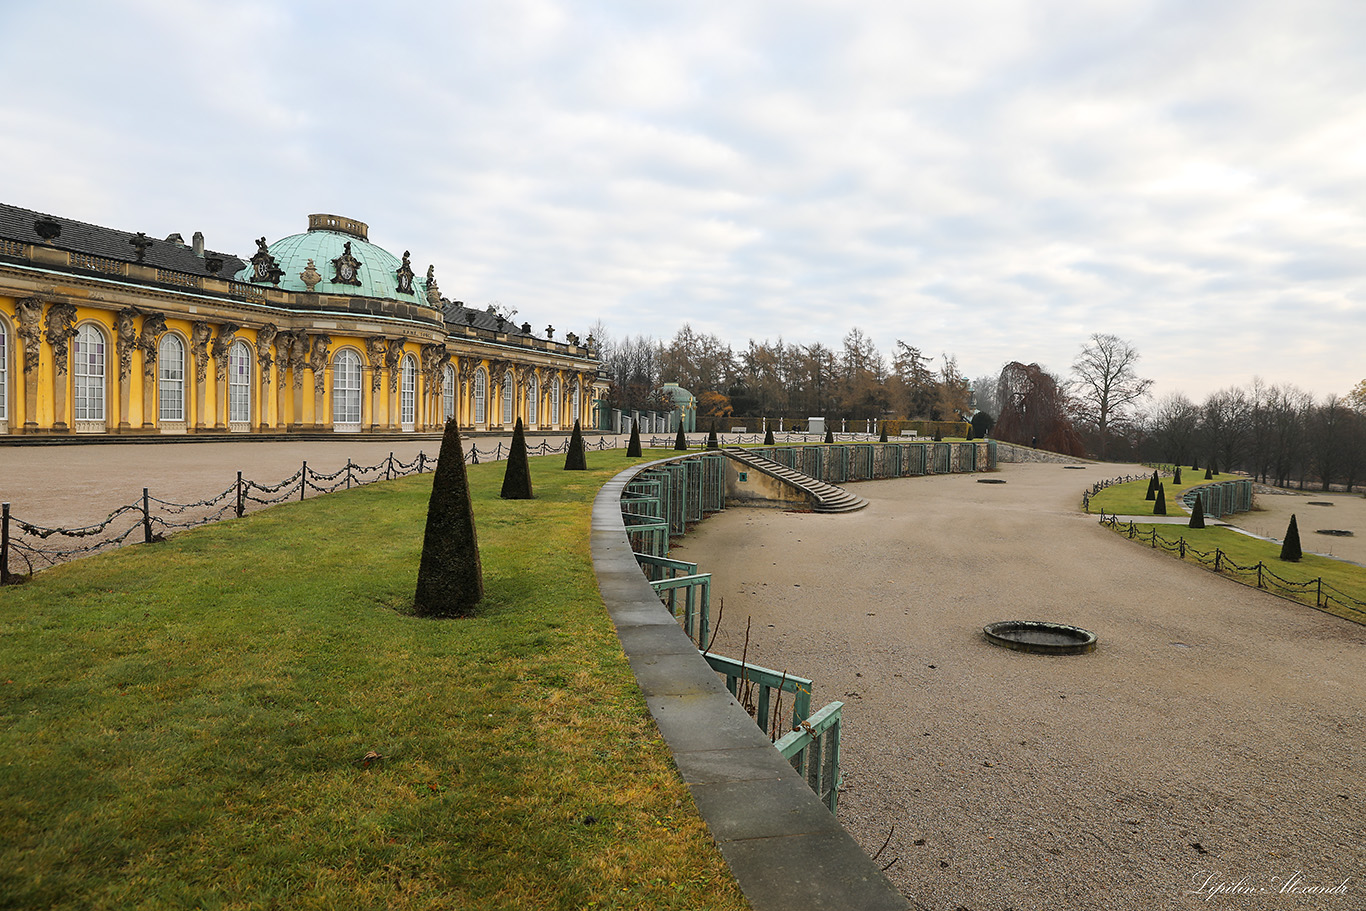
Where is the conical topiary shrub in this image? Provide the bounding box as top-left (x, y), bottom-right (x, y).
top-left (1189, 493), bottom-right (1205, 529)
top-left (706, 424), bottom-right (719, 450)
top-left (879, 423), bottom-right (889, 442)
top-left (933, 430), bottom-right (943, 442)
top-left (626, 419), bottom-right (642, 457)
top-left (500, 417), bottom-right (533, 499)
top-left (763, 426), bottom-right (775, 446)
top-left (1174, 466), bottom-right (1182, 485)
top-left (824, 426), bottom-right (834, 444)
top-left (1209, 459), bottom-right (1218, 477)
top-left (1204, 466), bottom-right (1213, 480)
top-left (1280, 514), bottom-right (1302, 562)
top-left (1192, 457), bottom-right (1199, 470)
top-left (1153, 483), bottom-right (1167, 516)
top-left (674, 423), bottom-right (688, 451)
top-left (564, 418), bottom-right (587, 470)
top-left (413, 419), bottom-right (483, 617)
top-left (1146, 471), bottom-right (1159, 501)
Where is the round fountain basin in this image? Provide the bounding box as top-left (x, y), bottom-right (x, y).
top-left (984, 620), bottom-right (1096, 655)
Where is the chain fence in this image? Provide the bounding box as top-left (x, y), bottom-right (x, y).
top-left (1097, 513), bottom-right (1366, 623)
top-left (0, 436), bottom-right (627, 584)
top-left (1080, 471), bottom-right (1168, 512)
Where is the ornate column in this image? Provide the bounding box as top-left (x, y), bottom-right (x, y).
top-left (457, 359), bottom-right (474, 428)
top-left (44, 304), bottom-right (78, 432)
top-left (289, 330), bottom-right (308, 430)
top-left (256, 324), bottom-right (278, 431)
top-left (310, 334), bottom-right (331, 430)
top-left (210, 323), bottom-right (240, 430)
top-left (190, 321), bottom-right (212, 431)
top-left (136, 313), bottom-right (167, 430)
top-left (421, 344), bottom-right (447, 430)
top-left (384, 339), bottom-right (404, 430)
top-left (115, 308), bottom-right (139, 431)
top-left (364, 336), bottom-right (387, 432)
top-left (15, 298), bottom-right (43, 432)
top-left (274, 333), bottom-right (291, 429)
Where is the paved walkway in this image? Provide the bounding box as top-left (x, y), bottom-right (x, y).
top-left (673, 462), bottom-right (1365, 910)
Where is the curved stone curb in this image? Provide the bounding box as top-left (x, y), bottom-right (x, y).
top-left (591, 459), bottom-right (907, 911)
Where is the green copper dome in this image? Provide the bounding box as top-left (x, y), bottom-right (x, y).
top-left (235, 214), bottom-right (434, 303)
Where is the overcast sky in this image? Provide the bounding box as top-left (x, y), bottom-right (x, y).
top-left (2, 0), bottom-right (1362, 404)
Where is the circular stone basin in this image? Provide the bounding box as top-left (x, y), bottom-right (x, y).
top-left (1315, 529), bottom-right (1354, 537)
top-left (984, 620), bottom-right (1097, 655)
top-left (977, 478), bottom-right (1007, 484)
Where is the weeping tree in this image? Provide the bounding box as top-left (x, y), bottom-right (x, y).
top-left (564, 419), bottom-right (587, 470)
top-left (627, 419), bottom-right (642, 457)
top-left (500, 418), bottom-right (533, 499)
top-left (994, 362), bottom-right (1086, 456)
top-left (413, 419), bottom-right (483, 617)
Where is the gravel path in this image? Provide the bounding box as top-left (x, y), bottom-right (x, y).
top-left (672, 462), bottom-right (1364, 911)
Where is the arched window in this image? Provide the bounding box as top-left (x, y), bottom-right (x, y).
top-left (333, 349), bottom-right (363, 430)
top-left (474, 367), bottom-right (487, 425)
top-left (526, 373), bottom-right (538, 426)
top-left (400, 354), bottom-right (417, 428)
top-left (550, 376), bottom-right (561, 427)
top-left (442, 364), bottom-right (455, 421)
top-left (0, 318), bottom-right (9, 426)
top-left (158, 334), bottom-right (185, 422)
top-left (73, 323), bottom-right (106, 426)
top-left (228, 339), bottom-right (252, 426)
top-left (502, 370), bottom-right (514, 424)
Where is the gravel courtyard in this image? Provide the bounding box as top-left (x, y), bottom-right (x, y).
top-left (672, 462), bottom-right (1364, 911)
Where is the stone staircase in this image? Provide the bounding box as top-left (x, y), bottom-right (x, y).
top-left (722, 447), bottom-right (869, 513)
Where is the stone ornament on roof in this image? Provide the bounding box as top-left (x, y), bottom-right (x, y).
top-left (299, 259), bottom-right (322, 291)
top-left (395, 251), bottom-right (415, 295)
top-left (250, 237), bottom-right (283, 285)
top-left (129, 232), bottom-right (152, 263)
top-left (425, 264), bottom-right (441, 304)
top-left (331, 241), bottom-right (363, 286)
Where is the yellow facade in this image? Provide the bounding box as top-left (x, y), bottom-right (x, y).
top-left (0, 212), bottom-right (605, 437)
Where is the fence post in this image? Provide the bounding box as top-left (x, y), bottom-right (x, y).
top-left (1, 502), bottom-right (10, 584)
top-left (1214, 549), bottom-right (1222, 572)
top-left (1316, 577), bottom-right (1322, 608)
top-left (301, 461), bottom-right (308, 502)
top-left (1257, 562), bottom-right (1264, 589)
top-left (1179, 538), bottom-right (1186, 559)
top-left (346, 459), bottom-right (353, 490)
top-left (418, 452), bottom-right (425, 474)
top-left (142, 488), bottom-right (153, 544)
top-left (387, 452), bottom-right (393, 481)
top-left (235, 471), bottom-right (244, 518)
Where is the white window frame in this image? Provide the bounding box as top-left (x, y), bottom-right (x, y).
top-left (442, 364), bottom-right (455, 422)
top-left (73, 323), bottom-right (106, 427)
top-left (572, 382), bottom-right (581, 425)
top-left (333, 349), bottom-right (363, 430)
top-left (474, 367), bottom-right (487, 425)
top-left (228, 339), bottom-right (252, 428)
top-left (550, 376), bottom-right (561, 428)
top-left (526, 373), bottom-right (538, 426)
top-left (400, 354), bottom-right (417, 429)
top-left (502, 370), bottom-right (514, 425)
top-left (0, 317), bottom-right (9, 426)
top-left (158, 334), bottom-right (185, 423)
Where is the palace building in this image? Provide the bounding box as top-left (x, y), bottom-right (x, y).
top-left (0, 203), bottom-right (607, 437)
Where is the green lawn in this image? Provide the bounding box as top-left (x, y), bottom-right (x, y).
top-left (1084, 468), bottom-right (1241, 516)
top-left (1104, 521), bottom-right (1366, 625)
top-left (0, 449), bottom-right (749, 911)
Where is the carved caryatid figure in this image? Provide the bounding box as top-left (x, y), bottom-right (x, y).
top-left (310, 335), bottom-right (331, 393)
top-left (289, 330), bottom-right (309, 390)
top-left (43, 304), bottom-right (79, 376)
top-left (116, 309), bottom-right (140, 380)
top-left (16, 297), bottom-right (44, 375)
top-left (275, 333), bottom-right (292, 390)
top-left (137, 313), bottom-right (168, 377)
top-left (211, 324), bottom-right (241, 381)
top-left (190, 321), bottom-right (213, 383)
top-left (256, 324), bottom-right (278, 372)
top-left (385, 338), bottom-right (405, 392)
top-left (365, 336), bottom-right (387, 392)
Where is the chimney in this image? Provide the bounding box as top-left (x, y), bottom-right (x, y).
top-left (193, 231), bottom-right (205, 257)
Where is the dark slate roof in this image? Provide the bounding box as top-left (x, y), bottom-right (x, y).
top-left (0, 201), bottom-right (247, 279)
top-left (441, 301), bottom-right (539, 338)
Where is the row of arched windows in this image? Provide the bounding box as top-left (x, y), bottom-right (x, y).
top-left (0, 317), bottom-right (587, 432)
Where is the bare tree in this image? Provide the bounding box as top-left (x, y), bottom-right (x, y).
top-left (1070, 333), bottom-right (1153, 459)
